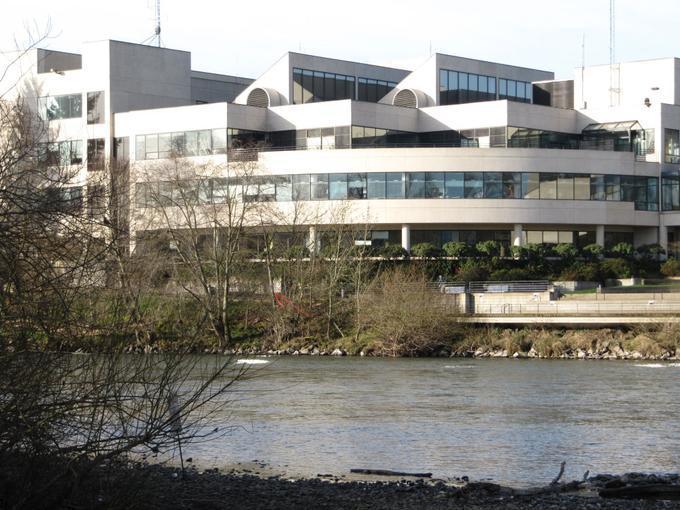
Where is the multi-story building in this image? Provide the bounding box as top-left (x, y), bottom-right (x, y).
top-left (7, 39), bottom-right (680, 256)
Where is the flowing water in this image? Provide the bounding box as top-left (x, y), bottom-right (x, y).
top-left (182, 357), bottom-right (680, 486)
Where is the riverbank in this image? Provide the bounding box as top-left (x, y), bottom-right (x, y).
top-left (198, 327), bottom-right (680, 361)
top-left (65, 462), bottom-right (680, 509)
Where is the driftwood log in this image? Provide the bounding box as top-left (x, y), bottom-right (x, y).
top-left (350, 469), bottom-right (432, 478)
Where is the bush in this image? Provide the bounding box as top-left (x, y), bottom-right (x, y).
top-left (410, 242), bottom-right (443, 258)
top-left (609, 242), bottom-right (634, 259)
top-left (285, 245), bottom-right (310, 259)
top-left (636, 243), bottom-right (666, 260)
top-left (489, 268), bottom-right (535, 281)
top-left (476, 240), bottom-right (502, 258)
top-left (453, 259), bottom-right (490, 282)
top-left (379, 243), bottom-right (409, 259)
top-left (661, 258), bottom-right (680, 277)
top-left (360, 266), bottom-right (461, 355)
top-left (600, 258), bottom-right (633, 279)
top-left (553, 243), bottom-right (578, 260)
top-left (442, 241), bottom-right (468, 258)
top-left (581, 243), bottom-right (604, 261)
top-left (559, 262), bottom-right (600, 282)
top-left (511, 243), bottom-right (546, 262)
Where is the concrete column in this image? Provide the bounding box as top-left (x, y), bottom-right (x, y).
top-left (307, 225), bottom-right (318, 255)
top-left (512, 224), bottom-right (524, 247)
top-left (401, 224), bottom-right (411, 253)
top-left (659, 223), bottom-right (668, 258)
top-left (596, 225), bottom-right (605, 247)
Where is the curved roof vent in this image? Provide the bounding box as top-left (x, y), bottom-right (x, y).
top-left (247, 88), bottom-right (270, 108)
top-left (392, 88), bottom-right (428, 108)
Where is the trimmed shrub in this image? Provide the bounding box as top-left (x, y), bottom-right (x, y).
top-left (553, 243), bottom-right (579, 261)
top-left (442, 241), bottom-right (468, 258)
top-left (559, 262), bottom-right (600, 282)
top-left (489, 268), bottom-right (535, 281)
top-left (476, 240), bottom-right (502, 258)
top-left (379, 243), bottom-right (409, 259)
top-left (661, 258), bottom-right (680, 277)
top-left (600, 258), bottom-right (633, 279)
top-left (609, 242), bottom-right (634, 259)
top-left (636, 243), bottom-right (666, 260)
top-left (582, 243), bottom-right (604, 261)
top-left (411, 242), bottom-right (443, 258)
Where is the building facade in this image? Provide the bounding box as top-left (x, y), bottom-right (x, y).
top-left (8, 39), bottom-right (680, 256)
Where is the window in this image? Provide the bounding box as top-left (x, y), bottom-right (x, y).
top-left (113, 137), bottom-right (129, 162)
top-left (464, 172), bottom-right (483, 198)
top-left (406, 172), bottom-right (426, 198)
top-left (367, 173), bottom-right (385, 199)
top-left (292, 174), bottom-right (310, 201)
top-left (605, 174), bottom-right (621, 201)
top-left (425, 173), bottom-right (445, 198)
top-left (293, 67), bottom-right (355, 104)
top-left (574, 175), bottom-right (590, 200)
top-left (39, 93), bottom-right (82, 120)
top-left (557, 174), bottom-right (574, 200)
top-left (87, 139), bottom-right (105, 170)
top-left (275, 176), bottom-right (292, 202)
top-left (385, 172), bottom-right (403, 198)
top-left (348, 173), bottom-right (367, 199)
top-left (502, 172), bottom-right (522, 198)
top-left (665, 128), bottom-right (680, 164)
top-left (539, 173), bottom-right (557, 199)
top-left (522, 173), bottom-right (540, 199)
top-left (329, 173), bottom-right (347, 200)
top-left (483, 172), bottom-right (502, 198)
top-left (445, 173), bottom-right (464, 198)
top-left (310, 174), bottom-right (328, 200)
top-left (439, 69), bottom-right (497, 105)
top-left (590, 175), bottom-right (606, 201)
top-left (86, 91), bottom-right (104, 124)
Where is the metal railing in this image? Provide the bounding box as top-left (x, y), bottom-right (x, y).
top-left (474, 301), bottom-right (680, 316)
top-left (468, 280), bottom-right (551, 293)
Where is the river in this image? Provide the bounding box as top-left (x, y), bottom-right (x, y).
top-left (180, 357), bottom-right (680, 486)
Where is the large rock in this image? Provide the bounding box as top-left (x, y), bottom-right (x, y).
top-left (330, 348), bottom-right (346, 356)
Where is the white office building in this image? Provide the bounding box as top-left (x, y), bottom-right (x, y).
top-left (7, 39), bottom-right (680, 255)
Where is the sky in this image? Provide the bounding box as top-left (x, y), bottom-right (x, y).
top-left (1, 0), bottom-right (680, 80)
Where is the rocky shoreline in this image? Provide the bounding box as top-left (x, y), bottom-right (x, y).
top-left (93, 464), bottom-right (680, 509)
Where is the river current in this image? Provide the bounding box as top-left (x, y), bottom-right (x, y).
top-left (181, 357), bottom-right (680, 486)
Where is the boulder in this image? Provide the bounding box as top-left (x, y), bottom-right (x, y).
top-left (331, 348), bottom-right (345, 356)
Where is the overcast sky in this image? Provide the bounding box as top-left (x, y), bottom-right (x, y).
top-left (1, 0), bottom-right (679, 80)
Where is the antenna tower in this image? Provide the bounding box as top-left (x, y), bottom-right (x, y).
top-left (154, 0), bottom-right (161, 47)
top-left (609, 0), bottom-right (620, 106)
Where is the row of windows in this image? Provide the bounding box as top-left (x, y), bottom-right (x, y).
top-left (439, 69), bottom-right (532, 105)
top-left (38, 140), bottom-right (83, 166)
top-left (130, 124), bottom-right (655, 159)
top-left (134, 171), bottom-right (659, 211)
top-left (439, 69), bottom-right (497, 105)
top-left (293, 68), bottom-right (355, 104)
top-left (38, 91), bottom-right (104, 123)
top-left (357, 78), bottom-right (398, 103)
top-left (499, 78), bottom-right (532, 103)
top-left (135, 128), bottom-right (266, 160)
